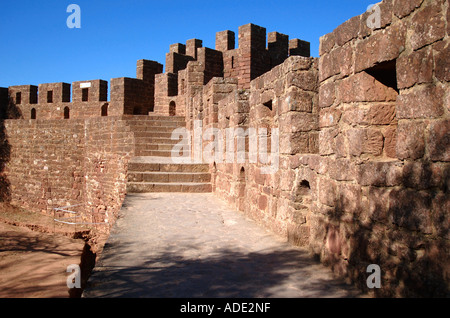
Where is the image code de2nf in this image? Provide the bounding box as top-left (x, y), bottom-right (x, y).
top-left (180, 302), bottom-right (271, 314)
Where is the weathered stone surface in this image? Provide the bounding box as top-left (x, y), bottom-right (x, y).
top-left (319, 128), bottom-right (338, 155)
top-left (409, 0), bottom-right (445, 51)
top-left (319, 80), bottom-right (335, 108)
top-left (433, 40), bottom-right (450, 83)
top-left (319, 32), bottom-right (335, 56)
top-left (319, 107), bottom-right (341, 128)
top-left (397, 85), bottom-right (444, 119)
top-left (319, 177), bottom-right (336, 207)
top-left (360, 0), bottom-right (394, 36)
top-left (383, 125), bottom-right (397, 158)
top-left (427, 119), bottom-right (450, 162)
top-left (319, 51), bottom-right (339, 82)
top-left (365, 103), bottom-right (396, 125)
top-left (355, 23), bottom-right (406, 73)
top-left (281, 87), bottom-right (314, 113)
top-left (334, 16), bottom-right (361, 47)
top-left (397, 46), bottom-right (433, 89)
top-left (396, 121), bottom-right (426, 160)
top-left (347, 128), bottom-right (384, 157)
top-left (337, 72), bottom-right (398, 103)
top-left (393, 0), bottom-right (424, 18)
top-left (389, 189), bottom-right (433, 233)
top-left (357, 161), bottom-right (403, 187)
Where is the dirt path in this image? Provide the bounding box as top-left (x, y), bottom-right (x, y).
top-left (0, 204), bottom-right (108, 298)
top-left (0, 222), bottom-right (85, 298)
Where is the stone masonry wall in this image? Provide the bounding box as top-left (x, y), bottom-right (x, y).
top-left (3, 117), bottom-right (135, 228)
top-left (198, 56), bottom-right (319, 245)
top-left (313, 0), bottom-right (449, 296)
top-left (4, 119), bottom-right (85, 214)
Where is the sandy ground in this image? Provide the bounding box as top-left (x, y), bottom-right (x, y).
top-left (0, 203), bottom-right (107, 298)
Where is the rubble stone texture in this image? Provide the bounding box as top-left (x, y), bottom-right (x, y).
top-left (0, 0), bottom-right (448, 297)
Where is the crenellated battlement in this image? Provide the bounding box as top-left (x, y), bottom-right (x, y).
top-left (1, 23), bottom-right (310, 121)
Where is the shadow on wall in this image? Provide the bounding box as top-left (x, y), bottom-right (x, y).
top-left (0, 97), bottom-right (21, 202)
top-left (320, 162), bottom-right (449, 297)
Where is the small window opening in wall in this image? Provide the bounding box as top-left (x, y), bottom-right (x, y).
top-left (263, 100), bottom-right (273, 111)
top-left (101, 104), bottom-right (108, 117)
top-left (82, 88), bottom-right (89, 102)
top-left (238, 166), bottom-right (246, 211)
top-left (364, 59), bottom-right (398, 93)
top-left (47, 90), bottom-right (53, 103)
top-left (64, 106), bottom-right (70, 119)
top-left (296, 180), bottom-right (311, 196)
top-left (169, 101), bottom-right (176, 116)
top-left (31, 108), bottom-right (36, 119)
top-left (16, 92), bottom-right (21, 105)
top-left (231, 56), bottom-right (235, 69)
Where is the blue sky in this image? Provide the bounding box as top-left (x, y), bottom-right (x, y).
top-left (0, 0), bottom-right (375, 88)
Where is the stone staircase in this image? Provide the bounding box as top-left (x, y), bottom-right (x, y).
top-left (126, 115), bottom-right (212, 193)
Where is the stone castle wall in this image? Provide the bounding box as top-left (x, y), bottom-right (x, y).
top-left (0, 0), bottom-right (448, 296)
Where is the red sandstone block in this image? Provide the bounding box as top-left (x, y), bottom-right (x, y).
top-left (355, 23), bottom-right (406, 73)
top-left (397, 46), bottom-right (433, 89)
top-left (402, 161), bottom-right (447, 190)
top-left (281, 87), bottom-right (314, 113)
top-left (318, 128), bottom-right (338, 155)
top-left (319, 32), bottom-right (335, 56)
top-left (383, 125), bottom-right (398, 158)
top-left (393, 0), bottom-right (424, 18)
top-left (397, 84), bottom-right (444, 119)
top-left (334, 15), bottom-right (361, 47)
top-left (284, 112), bottom-right (318, 133)
top-left (318, 50), bottom-right (339, 82)
top-left (396, 120), bottom-right (425, 160)
top-left (427, 119), bottom-right (450, 162)
top-left (359, 0), bottom-right (393, 38)
top-left (388, 188), bottom-right (433, 234)
top-left (409, 0), bottom-right (445, 51)
top-left (448, 3), bottom-right (450, 35)
top-left (318, 177), bottom-right (336, 207)
top-left (347, 128), bottom-right (384, 157)
top-left (365, 103), bottom-right (396, 125)
top-left (319, 81), bottom-right (335, 108)
top-left (319, 107), bottom-right (341, 128)
top-left (357, 161), bottom-right (403, 187)
top-left (337, 43), bottom-right (354, 77)
top-left (337, 183), bottom-right (362, 215)
top-left (366, 186), bottom-right (391, 222)
top-left (433, 40), bottom-right (450, 83)
top-left (337, 72), bottom-right (398, 103)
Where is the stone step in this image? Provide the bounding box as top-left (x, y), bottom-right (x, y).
top-left (133, 131), bottom-right (175, 138)
top-left (134, 138), bottom-right (189, 146)
top-left (127, 182), bottom-right (212, 193)
top-left (134, 143), bottom-right (181, 151)
top-left (128, 126), bottom-right (182, 133)
top-left (134, 149), bottom-right (191, 157)
top-left (147, 115), bottom-right (185, 121)
top-left (128, 171), bottom-right (211, 183)
top-left (128, 160), bottom-right (210, 173)
top-left (127, 120), bottom-right (186, 127)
